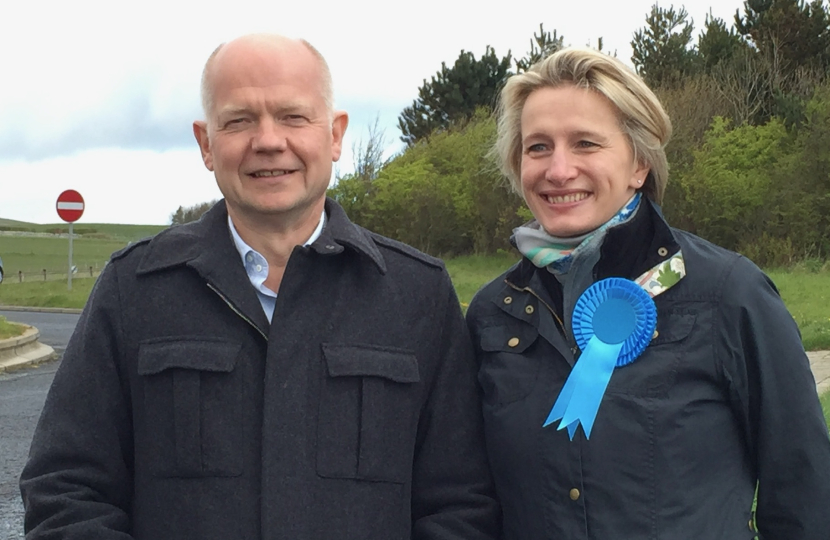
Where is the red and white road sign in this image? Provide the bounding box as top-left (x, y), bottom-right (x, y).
top-left (56, 190), bottom-right (85, 223)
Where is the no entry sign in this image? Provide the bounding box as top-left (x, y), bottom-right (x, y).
top-left (56, 190), bottom-right (85, 223)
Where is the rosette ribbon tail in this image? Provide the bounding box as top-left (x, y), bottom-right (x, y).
top-left (544, 336), bottom-right (622, 439)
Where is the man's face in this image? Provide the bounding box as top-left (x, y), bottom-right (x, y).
top-left (194, 37), bottom-right (348, 228)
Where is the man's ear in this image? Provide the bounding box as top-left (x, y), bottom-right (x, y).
top-left (193, 121), bottom-right (214, 171)
top-left (330, 111), bottom-right (349, 162)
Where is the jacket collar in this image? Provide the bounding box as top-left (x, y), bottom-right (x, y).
top-left (504, 197), bottom-right (680, 290)
top-left (136, 197), bottom-right (386, 275)
top-left (134, 197), bottom-right (387, 336)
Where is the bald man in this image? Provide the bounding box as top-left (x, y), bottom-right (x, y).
top-left (20, 35), bottom-right (499, 540)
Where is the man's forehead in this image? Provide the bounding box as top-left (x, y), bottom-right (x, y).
top-left (210, 40), bottom-right (320, 90)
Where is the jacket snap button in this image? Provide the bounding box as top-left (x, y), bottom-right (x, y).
top-left (652, 330), bottom-right (659, 340)
top-left (507, 337), bottom-right (520, 348)
top-left (569, 488), bottom-right (580, 501)
top-left (503, 296), bottom-right (513, 305)
top-left (325, 245), bottom-right (336, 250)
top-left (657, 247), bottom-right (668, 256)
top-left (524, 305), bottom-right (534, 315)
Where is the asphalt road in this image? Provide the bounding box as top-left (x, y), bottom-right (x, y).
top-left (0, 311), bottom-right (78, 540)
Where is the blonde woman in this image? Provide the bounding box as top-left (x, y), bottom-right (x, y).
top-left (466, 48), bottom-right (830, 540)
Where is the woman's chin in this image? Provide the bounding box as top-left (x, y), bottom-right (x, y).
top-left (538, 220), bottom-right (594, 238)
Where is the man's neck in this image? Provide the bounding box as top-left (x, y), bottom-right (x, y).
top-left (228, 201), bottom-right (325, 291)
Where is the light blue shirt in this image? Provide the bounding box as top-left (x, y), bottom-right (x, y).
top-left (228, 211), bottom-right (326, 323)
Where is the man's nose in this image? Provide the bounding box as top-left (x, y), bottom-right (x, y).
top-left (544, 148), bottom-right (577, 184)
top-left (251, 118), bottom-right (288, 152)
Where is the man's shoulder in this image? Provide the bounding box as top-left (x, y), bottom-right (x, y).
top-left (365, 230), bottom-right (445, 271)
top-left (109, 223), bottom-right (196, 262)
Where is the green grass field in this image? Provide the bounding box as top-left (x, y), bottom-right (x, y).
top-left (0, 218), bottom-right (166, 242)
top-left (0, 236), bottom-right (126, 280)
top-left (0, 218), bottom-right (168, 282)
top-left (766, 270), bottom-right (830, 351)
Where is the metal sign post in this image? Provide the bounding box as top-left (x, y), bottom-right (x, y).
top-left (68, 222), bottom-right (74, 290)
top-left (56, 190), bottom-right (85, 291)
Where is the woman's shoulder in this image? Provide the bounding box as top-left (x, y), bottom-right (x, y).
top-left (466, 260), bottom-right (525, 320)
top-left (670, 228), bottom-right (772, 298)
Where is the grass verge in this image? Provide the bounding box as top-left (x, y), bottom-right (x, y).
top-left (0, 278), bottom-right (96, 310)
top-left (0, 315), bottom-right (26, 339)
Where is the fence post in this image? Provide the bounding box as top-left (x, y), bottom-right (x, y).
top-left (89, 266), bottom-right (93, 277)
top-left (18, 270), bottom-right (23, 283)
top-left (43, 269), bottom-right (47, 281)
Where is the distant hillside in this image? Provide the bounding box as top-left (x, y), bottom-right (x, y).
top-left (0, 218), bottom-right (168, 243)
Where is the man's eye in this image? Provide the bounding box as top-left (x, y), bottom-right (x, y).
top-left (226, 118), bottom-right (247, 126)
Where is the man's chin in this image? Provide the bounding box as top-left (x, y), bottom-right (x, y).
top-left (233, 196), bottom-right (324, 221)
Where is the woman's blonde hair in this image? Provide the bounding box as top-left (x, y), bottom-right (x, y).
top-left (494, 48), bottom-right (672, 203)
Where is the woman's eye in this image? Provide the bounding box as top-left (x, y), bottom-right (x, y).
top-left (527, 143), bottom-right (547, 153)
top-left (577, 140), bottom-right (598, 148)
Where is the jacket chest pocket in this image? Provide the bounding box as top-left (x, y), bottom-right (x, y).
top-left (137, 339), bottom-right (243, 478)
top-left (605, 312), bottom-right (697, 397)
top-left (476, 323), bottom-right (542, 407)
top-left (317, 344), bottom-right (420, 484)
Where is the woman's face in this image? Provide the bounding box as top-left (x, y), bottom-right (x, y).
top-left (519, 85), bottom-right (649, 237)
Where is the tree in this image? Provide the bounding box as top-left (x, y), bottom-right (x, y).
top-left (397, 46), bottom-right (512, 146)
top-left (515, 24), bottom-right (565, 73)
top-left (698, 12), bottom-right (744, 72)
top-left (328, 117), bottom-right (390, 224)
top-left (170, 200), bottom-right (218, 225)
top-left (631, 4), bottom-right (699, 88)
top-left (736, 0), bottom-right (830, 74)
top-left (734, 0), bottom-right (830, 124)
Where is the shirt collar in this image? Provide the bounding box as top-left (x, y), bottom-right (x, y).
top-left (227, 209), bottom-right (327, 268)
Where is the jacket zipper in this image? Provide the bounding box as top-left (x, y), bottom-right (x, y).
top-left (504, 279), bottom-right (578, 355)
top-left (206, 282), bottom-right (268, 341)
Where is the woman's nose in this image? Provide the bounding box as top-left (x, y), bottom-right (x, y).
top-left (544, 147), bottom-right (577, 184)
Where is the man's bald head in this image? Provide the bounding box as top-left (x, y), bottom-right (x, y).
top-left (199, 34), bottom-right (334, 125)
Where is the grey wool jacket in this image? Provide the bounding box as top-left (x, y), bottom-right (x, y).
top-left (20, 198), bottom-right (500, 540)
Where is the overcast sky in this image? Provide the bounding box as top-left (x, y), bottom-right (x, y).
top-left (1, 0), bottom-right (747, 225)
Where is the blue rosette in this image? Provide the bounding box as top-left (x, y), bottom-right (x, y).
top-left (544, 278), bottom-right (657, 439)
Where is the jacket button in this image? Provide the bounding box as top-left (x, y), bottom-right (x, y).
top-left (569, 488), bottom-right (580, 501)
top-left (524, 305), bottom-right (534, 314)
top-left (748, 519), bottom-right (755, 532)
top-left (652, 330), bottom-right (659, 340)
top-left (507, 337), bottom-right (520, 348)
top-left (657, 247), bottom-right (668, 256)
top-left (503, 296), bottom-right (513, 305)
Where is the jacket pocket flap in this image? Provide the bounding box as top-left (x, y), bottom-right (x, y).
top-left (322, 344), bottom-right (420, 383)
top-left (479, 324), bottom-right (538, 354)
top-left (137, 339), bottom-right (242, 375)
top-left (652, 313), bottom-right (696, 345)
